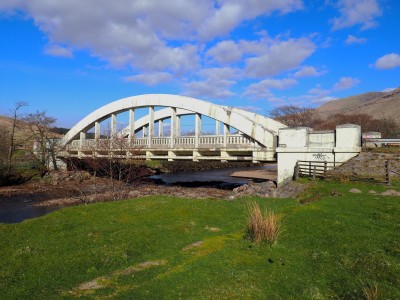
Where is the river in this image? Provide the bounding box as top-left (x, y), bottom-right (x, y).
top-left (0, 164), bottom-right (276, 224)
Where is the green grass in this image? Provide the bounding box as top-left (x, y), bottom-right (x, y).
top-left (1, 181), bottom-right (400, 299)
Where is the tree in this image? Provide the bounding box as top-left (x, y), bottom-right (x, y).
top-left (6, 101), bottom-right (28, 176)
top-left (63, 134), bottom-right (146, 202)
top-left (314, 113), bottom-right (400, 138)
top-left (23, 110), bottom-right (57, 171)
top-left (269, 105), bottom-right (319, 127)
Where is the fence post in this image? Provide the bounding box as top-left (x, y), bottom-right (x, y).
top-left (294, 161), bottom-right (299, 180)
top-left (324, 161), bottom-right (327, 178)
top-left (312, 166), bottom-right (316, 183)
top-left (385, 160), bottom-right (390, 186)
top-left (309, 161), bottom-right (311, 176)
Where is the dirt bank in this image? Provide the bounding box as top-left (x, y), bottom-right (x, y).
top-left (0, 170), bottom-right (234, 211)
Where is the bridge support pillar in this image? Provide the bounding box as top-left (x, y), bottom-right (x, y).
top-left (142, 125), bottom-right (147, 138)
top-left (195, 113), bottom-right (202, 148)
top-left (223, 124), bottom-right (229, 148)
top-left (128, 108), bottom-right (135, 144)
top-left (170, 108), bottom-right (177, 148)
top-left (158, 119), bottom-right (164, 137)
top-left (193, 150), bottom-right (201, 162)
top-left (221, 150), bottom-right (230, 162)
top-left (176, 115), bottom-right (181, 136)
top-left (95, 122), bottom-right (100, 140)
top-left (111, 113), bottom-right (117, 137)
top-left (146, 150), bottom-right (152, 161)
top-left (168, 150), bottom-right (176, 161)
top-left (148, 106), bottom-right (154, 147)
top-left (78, 132), bottom-right (86, 157)
top-left (215, 120), bottom-right (220, 135)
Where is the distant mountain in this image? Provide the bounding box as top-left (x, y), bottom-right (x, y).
top-left (316, 88), bottom-right (400, 122)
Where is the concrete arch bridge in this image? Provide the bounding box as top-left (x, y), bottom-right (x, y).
top-left (59, 94), bottom-right (287, 163)
top-left (59, 94), bottom-right (362, 184)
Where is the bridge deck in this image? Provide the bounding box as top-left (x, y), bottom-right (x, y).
top-left (59, 135), bottom-right (276, 162)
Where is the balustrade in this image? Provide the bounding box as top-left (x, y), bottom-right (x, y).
top-left (67, 133), bottom-right (258, 152)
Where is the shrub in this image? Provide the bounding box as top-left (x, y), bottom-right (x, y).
top-left (363, 283), bottom-right (378, 300)
top-left (246, 202), bottom-right (282, 245)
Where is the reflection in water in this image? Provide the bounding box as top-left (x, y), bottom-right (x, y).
top-left (0, 205), bottom-right (59, 224)
top-left (150, 165), bottom-right (276, 184)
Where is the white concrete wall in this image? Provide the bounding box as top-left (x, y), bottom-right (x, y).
top-left (278, 127), bottom-right (309, 148)
top-left (276, 124), bottom-right (361, 185)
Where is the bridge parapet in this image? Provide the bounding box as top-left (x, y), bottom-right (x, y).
top-left (66, 134), bottom-right (257, 151)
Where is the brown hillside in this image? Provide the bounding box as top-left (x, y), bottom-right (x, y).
top-left (0, 115), bottom-right (62, 147)
top-left (317, 88), bottom-right (400, 122)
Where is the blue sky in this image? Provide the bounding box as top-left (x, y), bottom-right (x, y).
top-left (0, 0), bottom-right (399, 128)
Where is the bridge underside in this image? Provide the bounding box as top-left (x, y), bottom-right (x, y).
top-left (60, 136), bottom-right (276, 162)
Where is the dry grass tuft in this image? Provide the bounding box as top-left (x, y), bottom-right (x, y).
top-left (246, 202), bottom-right (282, 244)
top-left (363, 283), bottom-right (378, 300)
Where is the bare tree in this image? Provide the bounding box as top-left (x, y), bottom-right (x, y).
top-left (63, 133), bottom-right (146, 202)
top-left (6, 101), bottom-right (28, 176)
top-left (269, 105), bottom-right (319, 127)
top-left (23, 110), bottom-right (57, 171)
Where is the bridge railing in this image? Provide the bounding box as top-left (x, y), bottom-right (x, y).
top-left (65, 134), bottom-right (258, 151)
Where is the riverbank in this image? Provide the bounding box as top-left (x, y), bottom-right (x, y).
top-left (1, 180), bottom-right (400, 298)
top-left (0, 171), bottom-right (234, 222)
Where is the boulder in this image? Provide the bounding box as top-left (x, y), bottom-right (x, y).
top-left (381, 189), bottom-right (400, 196)
top-left (128, 190), bottom-right (141, 198)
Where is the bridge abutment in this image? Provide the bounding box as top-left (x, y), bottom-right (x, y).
top-left (276, 124), bottom-right (361, 185)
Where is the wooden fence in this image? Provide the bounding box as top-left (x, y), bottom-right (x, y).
top-left (295, 159), bottom-right (399, 186)
top-left (294, 160), bottom-right (341, 182)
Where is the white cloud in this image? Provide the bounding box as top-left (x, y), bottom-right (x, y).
top-left (43, 44), bottom-right (73, 58)
top-left (124, 72), bottom-right (172, 86)
top-left (332, 77), bottom-right (360, 91)
top-left (308, 86), bottom-right (330, 96)
top-left (245, 38), bottom-right (316, 77)
top-left (206, 40), bottom-right (242, 64)
top-left (374, 53), bottom-right (400, 70)
top-left (183, 67), bottom-right (239, 98)
top-left (331, 0), bottom-right (382, 30)
top-left (288, 87), bottom-right (336, 105)
top-left (244, 78), bottom-right (297, 99)
top-left (345, 35), bottom-right (367, 45)
top-left (198, 0), bottom-right (303, 40)
top-left (382, 87), bottom-right (396, 92)
top-left (293, 66), bottom-right (325, 78)
top-left (0, 0), bottom-right (304, 78)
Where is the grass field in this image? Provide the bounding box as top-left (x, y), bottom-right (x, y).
top-left (0, 180), bottom-right (399, 299)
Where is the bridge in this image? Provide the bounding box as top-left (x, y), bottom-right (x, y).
top-left (59, 94), bottom-right (287, 163)
top-left (58, 94), bottom-right (362, 184)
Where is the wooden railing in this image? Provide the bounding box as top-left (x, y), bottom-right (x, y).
top-left (294, 160), bottom-right (342, 181)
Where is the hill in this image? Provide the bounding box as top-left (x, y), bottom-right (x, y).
top-left (317, 88), bottom-right (400, 121)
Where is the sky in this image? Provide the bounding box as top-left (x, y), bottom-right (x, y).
top-left (0, 0), bottom-right (399, 128)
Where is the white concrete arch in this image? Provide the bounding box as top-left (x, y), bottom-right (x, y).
top-left (60, 94), bottom-right (286, 148)
top-left (118, 107), bottom-right (285, 138)
top-left (117, 108), bottom-right (192, 138)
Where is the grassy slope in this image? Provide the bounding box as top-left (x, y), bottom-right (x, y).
top-left (0, 181), bottom-right (399, 299)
